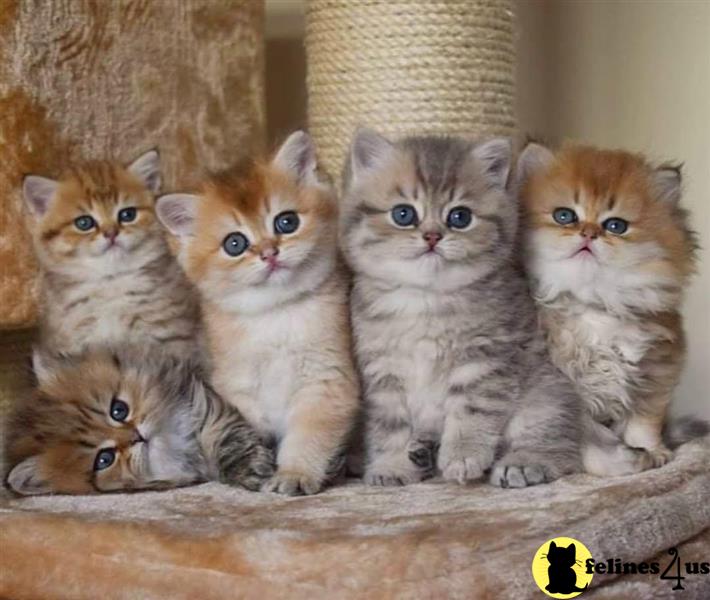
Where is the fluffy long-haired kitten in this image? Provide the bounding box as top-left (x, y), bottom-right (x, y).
top-left (155, 131), bottom-right (359, 495)
top-left (5, 347), bottom-right (274, 495)
top-left (340, 129), bottom-right (581, 488)
top-left (23, 151), bottom-right (200, 357)
top-left (518, 143), bottom-right (704, 475)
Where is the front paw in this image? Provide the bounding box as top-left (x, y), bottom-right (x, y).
top-left (364, 455), bottom-right (425, 486)
top-left (437, 444), bottom-right (493, 484)
top-left (645, 445), bottom-right (674, 468)
top-left (264, 469), bottom-right (323, 496)
top-left (490, 463), bottom-right (547, 488)
top-left (223, 445), bottom-right (276, 491)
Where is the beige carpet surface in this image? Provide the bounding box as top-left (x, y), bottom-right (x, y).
top-left (1, 439), bottom-right (709, 599)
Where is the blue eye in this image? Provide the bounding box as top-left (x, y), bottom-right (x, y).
top-left (603, 217), bottom-right (628, 235)
top-left (93, 448), bottom-right (116, 472)
top-left (552, 208), bottom-right (578, 225)
top-left (222, 232), bottom-right (249, 257)
top-left (391, 204), bottom-right (418, 227)
top-left (446, 206), bottom-right (473, 229)
top-left (74, 215), bottom-right (96, 231)
top-left (274, 211), bottom-right (300, 235)
top-left (110, 398), bottom-right (129, 422)
top-left (118, 207), bottom-right (137, 223)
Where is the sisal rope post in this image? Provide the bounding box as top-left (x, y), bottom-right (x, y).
top-left (305, 0), bottom-right (516, 182)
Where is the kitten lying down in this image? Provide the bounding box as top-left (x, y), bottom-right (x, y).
top-left (5, 348), bottom-right (275, 495)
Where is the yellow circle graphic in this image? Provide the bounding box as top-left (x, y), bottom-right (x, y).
top-left (531, 536), bottom-right (594, 598)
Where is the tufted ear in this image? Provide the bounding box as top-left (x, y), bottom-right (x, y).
top-left (651, 164), bottom-right (682, 205)
top-left (127, 149), bottom-right (161, 194)
top-left (472, 137), bottom-right (512, 189)
top-left (6, 456), bottom-right (52, 496)
top-left (273, 131), bottom-right (319, 187)
top-left (349, 127), bottom-right (395, 184)
top-left (516, 141), bottom-right (555, 184)
top-left (23, 175), bottom-right (58, 218)
top-left (155, 193), bottom-right (200, 237)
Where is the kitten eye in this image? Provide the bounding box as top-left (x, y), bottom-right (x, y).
top-left (222, 232), bottom-right (250, 257)
top-left (274, 211), bottom-right (300, 235)
top-left (74, 215), bottom-right (96, 231)
top-left (552, 208), bottom-right (578, 225)
top-left (391, 204), bottom-right (418, 227)
top-left (446, 206), bottom-right (473, 230)
top-left (93, 448), bottom-right (116, 472)
top-left (110, 398), bottom-right (129, 422)
top-left (602, 217), bottom-right (628, 235)
top-left (118, 207), bottom-right (137, 223)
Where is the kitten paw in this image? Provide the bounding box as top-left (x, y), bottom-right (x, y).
top-left (224, 445), bottom-right (276, 491)
top-left (264, 470), bottom-right (323, 496)
top-left (645, 445), bottom-right (674, 469)
top-left (490, 463), bottom-right (547, 488)
top-left (364, 470), bottom-right (422, 487)
top-left (437, 443), bottom-right (493, 484)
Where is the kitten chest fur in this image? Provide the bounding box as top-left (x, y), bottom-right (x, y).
top-left (207, 277), bottom-right (353, 440)
top-left (540, 299), bottom-right (675, 420)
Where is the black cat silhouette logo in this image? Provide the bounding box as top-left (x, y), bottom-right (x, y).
top-left (532, 537), bottom-right (594, 598)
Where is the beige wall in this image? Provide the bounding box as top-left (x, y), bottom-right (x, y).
top-left (267, 0), bottom-right (709, 418)
top-left (517, 0), bottom-right (710, 418)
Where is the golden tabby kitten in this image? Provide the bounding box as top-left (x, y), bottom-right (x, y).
top-left (156, 131), bottom-right (360, 495)
top-left (22, 151), bottom-right (200, 358)
top-left (518, 142), bottom-right (701, 475)
top-left (5, 347), bottom-right (274, 495)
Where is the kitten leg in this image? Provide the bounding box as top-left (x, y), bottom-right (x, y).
top-left (582, 417), bottom-right (654, 476)
top-left (623, 402), bottom-right (673, 468)
top-left (266, 380), bottom-right (356, 495)
top-left (438, 366), bottom-right (516, 484)
top-left (490, 366), bottom-right (581, 488)
top-left (363, 390), bottom-right (426, 486)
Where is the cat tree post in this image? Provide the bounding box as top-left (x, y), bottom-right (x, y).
top-left (305, 0), bottom-right (517, 181)
top-left (0, 0), bottom-right (265, 442)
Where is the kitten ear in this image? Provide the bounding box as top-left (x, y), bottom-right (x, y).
top-left (6, 457), bottom-right (52, 496)
top-left (517, 142), bottom-right (555, 183)
top-left (349, 127), bottom-right (395, 183)
top-left (22, 175), bottom-right (58, 217)
top-left (127, 149), bottom-right (161, 194)
top-left (155, 193), bottom-right (200, 237)
top-left (651, 164), bottom-right (682, 204)
top-left (272, 131), bottom-right (319, 187)
top-left (472, 137), bottom-right (512, 189)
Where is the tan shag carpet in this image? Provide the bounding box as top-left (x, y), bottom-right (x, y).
top-left (1, 439), bottom-right (708, 599)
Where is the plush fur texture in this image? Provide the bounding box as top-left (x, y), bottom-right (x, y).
top-left (518, 143), bottom-right (700, 476)
top-left (156, 132), bottom-right (360, 496)
top-left (22, 151), bottom-right (201, 359)
top-left (4, 347), bottom-right (274, 496)
top-left (340, 130), bottom-right (582, 488)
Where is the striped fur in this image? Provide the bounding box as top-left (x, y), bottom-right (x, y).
top-left (341, 131), bottom-right (582, 488)
top-left (5, 347), bottom-right (274, 495)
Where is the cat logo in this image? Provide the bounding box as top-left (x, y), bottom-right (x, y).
top-left (531, 536), bottom-right (594, 598)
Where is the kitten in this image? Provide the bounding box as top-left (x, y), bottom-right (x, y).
top-left (22, 151), bottom-right (200, 358)
top-left (518, 142), bottom-right (701, 475)
top-left (5, 347), bottom-right (274, 495)
top-left (340, 129), bottom-right (581, 488)
top-left (155, 131), bottom-right (360, 495)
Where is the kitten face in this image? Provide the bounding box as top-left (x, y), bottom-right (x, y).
top-left (519, 144), bottom-right (696, 309)
top-left (341, 131), bottom-right (515, 291)
top-left (5, 349), bottom-right (199, 495)
top-left (23, 150), bottom-right (163, 277)
top-left (157, 132), bottom-right (337, 314)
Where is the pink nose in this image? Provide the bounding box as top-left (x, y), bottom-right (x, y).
top-left (260, 246), bottom-right (279, 262)
top-left (423, 232), bottom-right (442, 248)
top-left (103, 229), bottom-right (118, 242)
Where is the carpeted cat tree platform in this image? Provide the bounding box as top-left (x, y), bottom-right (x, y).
top-left (1, 1), bottom-right (709, 599)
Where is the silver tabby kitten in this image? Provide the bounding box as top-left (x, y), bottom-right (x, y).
top-left (341, 130), bottom-right (582, 488)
